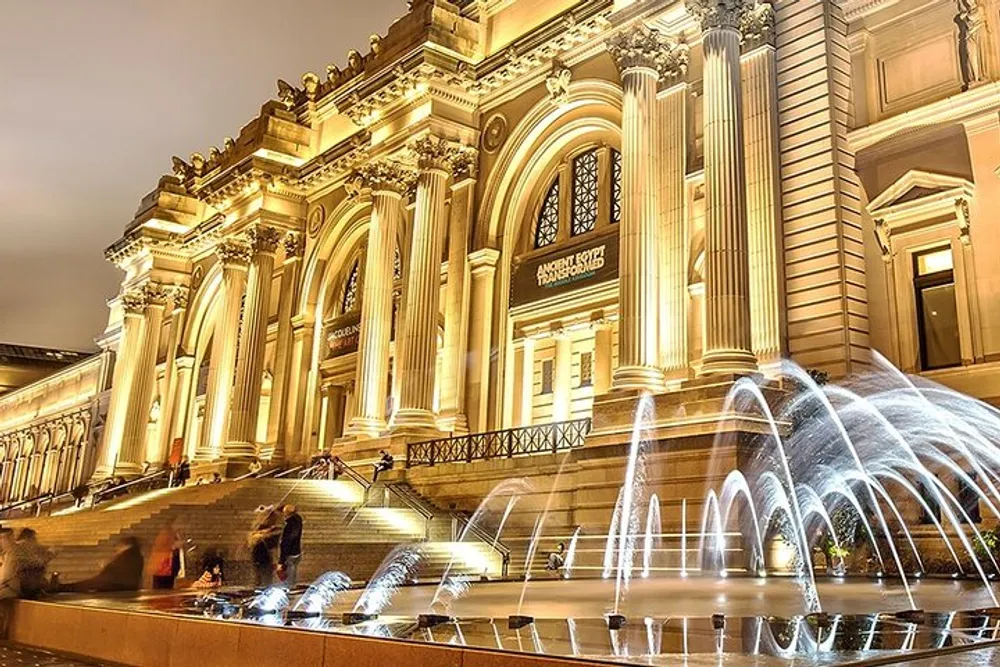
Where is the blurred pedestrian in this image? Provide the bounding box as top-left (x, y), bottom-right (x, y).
top-left (278, 505), bottom-right (303, 588)
top-left (176, 458), bottom-right (191, 487)
top-left (0, 528), bottom-right (22, 598)
top-left (15, 528), bottom-right (52, 599)
top-left (58, 537), bottom-right (144, 593)
top-left (248, 506), bottom-right (281, 588)
top-left (150, 520), bottom-right (183, 589)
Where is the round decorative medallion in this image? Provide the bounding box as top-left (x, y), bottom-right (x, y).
top-left (307, 205), bottom-right (326, 237)
top-left (191, 265), bottom-right (205, 290)
top-left (482, 113), bottom-right (508, 153)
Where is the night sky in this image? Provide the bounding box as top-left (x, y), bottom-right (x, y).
top-left (0, 0), bottom-right (402, 351)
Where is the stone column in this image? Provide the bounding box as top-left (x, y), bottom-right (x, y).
top-left (284, 317), bottom-right (314, 460)
top-left (169, 355), bottom-right (195, 450)
top-left (117, 284), bottom-right (168, 475)
top-left (658, 67), bottom-right (690, 379)
top-left (227, 225), bottom-right (282, 465)
top-left (267, 233), bottom-right (305, 462)
top-left (741, 3), bottom-right (784, 366)
top-left (607, 25), bottom-right (676, 392)
top-left (512, 336), bottom-right (535, 427)
top-left (94, 289), bottom-right (147, 478)
top-left (687, 0), bottom-right (758, 375)
top-left (393, 138), bottom-right (464, 433)
top-left (201, 240), bottom-right (250, 460)
top-left (156, 288), bottom-right (189, 466)
top-left (321, 382), bottom-right (346, 447)
top-left (465, 248), bottom-right (500, 433)
top-left (439, 163), bottom-right (477, 434)
top-left (593, 319), bottom-right (614, 395)
top-left (347, 162), bottom-right (415, 438)
top-left (552, 330), bottom-right (573, 422)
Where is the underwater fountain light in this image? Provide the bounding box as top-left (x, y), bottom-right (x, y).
top-left (342, 612), bottom-right (378, 625)
top-left (606, 614), bottom-right (627, 630)
top-left (711, 613), bottom-right (726, 631)
top-left (418, 614), bottom-right (453, 628)
top-left (508, 615), bottom-right (534, 629)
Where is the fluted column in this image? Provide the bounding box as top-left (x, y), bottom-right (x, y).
top-left (512, 336), bottom-right (535, 427)
top-left (688, 0), bottom-right (758, 375)
top-left (741, 3), bottom-right (784, 366)
top-left (394, 138), bottom-right (471, 433)
top-left (607, 25), bottom-right (677, 392)
top-left (227, 225), bottom-right (282, 463)
top-left (267, 233), bottom-right (305, 463)
top-left (118, 284), bottom-right (168, 475)
top-left (285, 317), bottom-right (314, 460)
top-left (156, 288), bottom-right (189, 466)
top-left (201, 240), bottom-right (250, 460)
top-left (348, 162), bottom-right (415, 438)
top-left (94, 289), bottom-right (149, 478)
top-left (439, 164), bottom-right (477, 434)
top-left (466, 249), bottom-right (500, 433)
top-left (552, 330), bottom-right (573, 422)
top-left (658, 67), bottom-right (690, 379)
top-left (170, 355), bottom-right (195, 456)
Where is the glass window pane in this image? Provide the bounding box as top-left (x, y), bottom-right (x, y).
top-left (541, 359), bottom-right (554, 394)
top-left (611, 149), bottom-right (622, 224)
top-left (342, 260), bottom-right (360, 313)
top-left (916, 248), bottom-right (954, 276)
top-left (571, 149), bottom-right (599, 235)
top-left (535, 179), bottom-right (560, 248)
top-left (918, 282), bottom-right (961, 369)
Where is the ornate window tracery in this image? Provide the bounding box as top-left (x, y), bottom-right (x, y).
top-left (611, 148), bottom-right (622, 224)
top-left (571, 149), bottom-right (599, 236)
top-left (535, 180), bottom-right (560, 248)
top-left (342, 259), bottom-right (360, 313)
top-left (393, 247), bottom-right (402, 282)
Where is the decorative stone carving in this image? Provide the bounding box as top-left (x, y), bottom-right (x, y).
top-left (482, 114), bottom-right (508, 153)
top-left (686, 0), bottom-right (755, 32)
top-left (223, 137), bottom-right (236, 151)
top-left (121, 289), bottom-right (148, 315)
top-left (370, 34), bottom-right (383, 57)
top-left (190, 153), bottom-right (205, 176)
top-left (284, 232), bottom-right (305, 258)
top-left (741, 1), bottom-right (775, 48)
top-left (216, 239), bottom-right (252, 267)
top-left (354, 161), bottom-right (417, 195)
top-left (171, 156), bottom-right (190, 180)
top-left (246, 225), bottom-right (283, 255)
top-left (171, 286), bottom-right (190, 310)
top-left (326, 64), bottom-right (341, 81)
top-left (346, 49), bottom-right (364, 75)
top-left (873, 218), bottom-right (892, 262)
top-left (412, 136), bottom-right (474, 174)
top-left (142, 282), bottom-right (170, 307)
top-left (307, 205), bottom-right (326, 236)
top-left (956, 0), bottom-right (988, 88)
top-left (606, 24), bottom-right (689, 80)
top-left (546, 61), bottom-right (572, 106)
top-left (956, 197), bottom-right (973, 244)
top-left (452, 148), bottom-right (479, 182)
top-left (191, 265), bottom-right (205, 290)
top-left (276, 79), bottom-right (297, 110)
top-left (302, 72), bottom-right (320, 101)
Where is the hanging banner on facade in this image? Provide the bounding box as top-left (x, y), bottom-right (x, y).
top-left (328, 312), bottom-right (361, 357)
top-left (510, 232), bottom-right (619, 307)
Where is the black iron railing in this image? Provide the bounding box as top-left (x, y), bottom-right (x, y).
top-left (407, 418), bottom-right (591, 468)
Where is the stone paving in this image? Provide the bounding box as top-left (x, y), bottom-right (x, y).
top-left (0, 643), bottom-right (110, 667)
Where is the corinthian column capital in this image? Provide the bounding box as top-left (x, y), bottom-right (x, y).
top-left (607, 24), bottom-right (689, 80)
top-left (741, 1), bottom-right (775, 48)
top-left (142, 282), bottom-right (170, 308)
top-left (121, 288), bottom-right (148, 315)
top-left (411, 136), bottom-right (476, 174)
top-left (354, 160), bottom-right (417, 196)
top-left (246, 225), bottom-right (283, 256)
top-left (216, 239), bottom-right (252, 267)
top-left (171, 286), bottom-right (190, 311)
top-left (686, 0), bottom-right (755, 32)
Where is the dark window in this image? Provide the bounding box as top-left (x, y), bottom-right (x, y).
top-left (580, 352), bottom-right (593, 388)
top-left (535, 179), bottom-right (560, 248)
top-left (342, 259), bottom-right (360, 313)
top-left (571, 149), bottom-right (599, 235)
top-left (541, 359), bottom-right (554, 395)
top-left (913, 248), bottom-right (961, 370)
top-left (611, 148), bottom-right (622, 224)
top-left (393, 247), bottom-right (402, 282)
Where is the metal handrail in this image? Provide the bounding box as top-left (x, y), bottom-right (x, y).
top-left (407, 418), bottom-right (592, 468)
top-left (92, 469), bottom-right (170, 504)
top-left (0, 492), bottom-right (54, 517)
top-left (450, 509), bottom-right (512, 578)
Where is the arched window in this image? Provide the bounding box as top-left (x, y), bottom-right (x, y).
top-left (341, 259), bottom-right (360, 313)
top-left (571, 149), bottom-right (599, 236)
top-left (611, 148), bottom-right (622, 224)
top-left (535, 180), bottom-right (560, 248)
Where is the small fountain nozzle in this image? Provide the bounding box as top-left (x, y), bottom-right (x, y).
top-left (606, 614), bottom-right (627, 630)
top-left (711, 613), bottom-right (726, 631)
top-left (418, 613), bottom-right (453, 628)
top-left (806, 612), bottom-right (831, 629)
top-left (342, 612), bottom-right (378, 625)
top-left (508, 615), bottom-right (534, 629)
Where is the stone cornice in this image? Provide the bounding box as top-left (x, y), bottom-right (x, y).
top-left (685, 0), bottom-right (755, 32)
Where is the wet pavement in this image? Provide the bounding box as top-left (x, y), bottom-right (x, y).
top-left (0, 643), bottom-right (110, 667)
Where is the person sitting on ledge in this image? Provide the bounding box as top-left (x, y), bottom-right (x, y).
top-left (55, 536), bottom-right (144, 593)
top-left (372, 450), bottom-right (394, 482)
top-left (248, 458), bottom-right (263, 476)
top-left (544, 542), bottom-right (566, 573)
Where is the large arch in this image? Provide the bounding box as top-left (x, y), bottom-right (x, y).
top-left (476, 79), bottom-right (624, 428)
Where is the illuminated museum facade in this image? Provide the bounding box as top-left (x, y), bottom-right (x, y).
top-left (1, 0), bottom-right (1000, 498)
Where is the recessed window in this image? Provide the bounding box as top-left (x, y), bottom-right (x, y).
top-left (611, 149), bottom-right (622, 224)
top-left (571, 149), bottom-right (599, 236)
top-left (342, 259), bottom-right (360, 314)
top-left (579, 351), bottom-right (593, 388)
top-left (540, 359), bottom-right (554, 395)
top-left (393, 247), bottom-right (402, 282)
top-left (535, 180), bottom-right (560, 249)
top-left (913, 247), bottom-right (961, 370)
top-left (959, 471), bottom-right (982, 524)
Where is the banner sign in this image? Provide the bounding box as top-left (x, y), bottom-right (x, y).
top-left (328, 311), bottom-right (361, 357)
top-left (511, 232), bottom-right (619, 307)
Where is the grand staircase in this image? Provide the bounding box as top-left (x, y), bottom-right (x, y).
top-left (3, 477), bottom-right (502, 587)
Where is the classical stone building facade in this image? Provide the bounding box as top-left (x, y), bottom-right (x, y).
top-left (2, 0), bottom-right (1000, 496)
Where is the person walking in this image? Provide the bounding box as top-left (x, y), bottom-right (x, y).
top-left (176, 458), bottom-right (191, 487)
top-left (278, 505), bottom-right (303, 588)
top-left (248, 506), bottom-right (281, 588)
top-left (57, 537), bottom-right (144, 593)
top-left (150, 520), bottom-right (183, 589)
